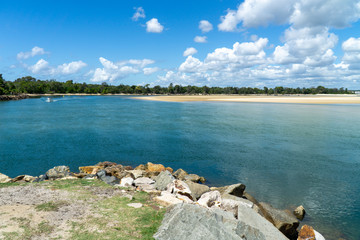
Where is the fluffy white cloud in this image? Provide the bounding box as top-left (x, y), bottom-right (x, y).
top-left (28, 59), bottom-right (87, 75)
top-left (132, 7), bottom-right (145, 21)
top-left (218, 0), bottom-right (360, 31)
top-left (199, 20), bottom-right (213, 33)
top-left (194, 36), bottom-right (207, 43)
top-left (90, 57), bottom-right (155, 82)
top-left (146, 18), bottom-right (164, 33)
top-left (143, 67), bottom-right (160, 75)
top-left (55, 61), bottom-right (87, 74)
top-left (273, 27), bottom-right (338, 66)
top-left (17, 46), bottom-right (47, 60)
top-left (28, 59), bottom-right (50, 74)
top-left (183, 47), bottom-right (198, 57)
top-left (341, 37), bottom-right (360, 70)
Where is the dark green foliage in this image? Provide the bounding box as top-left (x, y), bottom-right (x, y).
top-left (0, 74), bottom-right (354, 95)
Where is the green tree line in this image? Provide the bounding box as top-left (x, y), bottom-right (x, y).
top-left (0, 74), bottom-right (353, 95)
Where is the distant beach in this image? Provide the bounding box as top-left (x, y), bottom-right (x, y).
top-left (133, 94), bottom-right (360, 104)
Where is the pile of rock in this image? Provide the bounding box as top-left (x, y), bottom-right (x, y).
top-left (0, 162), bottom-right (326, 240)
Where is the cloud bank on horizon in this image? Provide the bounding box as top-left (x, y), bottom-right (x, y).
top-left (2, 0), bottom-right (360, 88)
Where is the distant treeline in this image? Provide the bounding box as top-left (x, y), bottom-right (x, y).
top-left (0, 75), bottom-right (353, 95)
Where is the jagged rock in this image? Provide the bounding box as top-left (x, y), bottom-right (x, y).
top-left (124, 166), bottom-right (133, 170)
top-left (104, 165), bottom-right (124, 176)
top-left (154, 191), bottom-right (183, 207)
top-left (197, 190), bottom-right (222, 208)
top-left (154, 171), bottom-right (175, 191)
top-left (0, 173), bottom-right (12, 183)
top-left (73, 172), bottom-right (88, 178)
top-left (175, 194), bottom-right (193, 203)
top-left (96, 161), bottom-right (117, 168)
top-left (165, 167), bottom-right (173, 173)
top-left (126, 170), bottom-right (144, 179)
top-left (147, 162), bottom-right (166, 172)
top-left (259, 202), bottom-right (299, 239)
top-left (172, 168), bottom-right (188, 180)
top-left (294, 205), bottom-right (306, 220)
top-left (120, 177), bottom-right (134, 187)
top-left (185, 180), bottom-right (210, 200)
top-left (135, 164), bottom-right (146, 170)
top-left (127, 203), bottom-right (143, 208)
top-left (46, 166), bottom-right (71, 180)
top-left (297, 225), bottom-right (315, 240)
top-left (314, 230), bottom-right (326, 240)
top-left (167, 180), bottom-right (194, 201)
top-left (211, 183), bottom-right (246, 199)
top-left (59, 176), bottom-right (78, 180)
top-left (184, 174), bottom-right (201, 183)
top-left (79, 166), bottom-right (102, 174)
top-left (154, 203), bottom-right (284, 240)
top-left (96, 170), bottom-right (120, 185)
top-left (134, 177), bottom-right (155, 186)
top-left (13, 174), bottom-right (37, 182)
top-left (137, 184), bottom-right (158, 193)
top-left (221, 198), bottom-right (254, 218)
top-left (236, 203), bottom-right (288, 240)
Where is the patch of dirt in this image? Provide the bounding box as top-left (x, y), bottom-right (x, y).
top-left (0, 185), bottom-right (92, 239)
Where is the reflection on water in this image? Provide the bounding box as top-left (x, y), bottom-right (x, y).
top-left (0, 96), bottom-right (359, 240)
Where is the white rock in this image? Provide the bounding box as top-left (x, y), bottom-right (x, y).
top-left (134, 177), bottom-right (155, 186)
top-left (126, 170), bottom-right (144, 179)
top-left (127, 203), bottom-right (143, 208)
top-left (167, 180), bottom-right (193, 200)
top-left (154, 191), bottom-right (183, 207)
top-left (197, 190), bottom-right (222, 208)
top-left (314, 230), bottom-right (326, 240)
top-left (0, 173), bottom-right (12, 183)
top-left (175, 193), bottom-right (193, 203)
top-left (120, 177), bottom-right (134, 187)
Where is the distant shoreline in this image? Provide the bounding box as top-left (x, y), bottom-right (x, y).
top-left (132, 94), bottom-right (360, 104)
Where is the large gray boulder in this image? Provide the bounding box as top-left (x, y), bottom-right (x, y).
top-left (185, 180), bottom-right (210, 200)
top-left (259, 202), bottom-right (299, 239)
top-left (96, 170), bottom-right (120, 185)
top-left (236, 203), bottom-right (288, 240)
top-left (46, 166), bottom-right (71, 180)
top-left (154, 171), bottom-right (175, 191)
top-left (154, 203), bottom-right (287, 240)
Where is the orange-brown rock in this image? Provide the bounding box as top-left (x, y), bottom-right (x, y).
top-left (135, 164), bottom-right (146, 170)
top-left (297, 225), bottom-right (315, 240)
top-left (166, 167), bottom-right (174, 173)
top-left (79, 166), bottom-right (101, 174)
top-left (146, 162), bottom-right (166, 172)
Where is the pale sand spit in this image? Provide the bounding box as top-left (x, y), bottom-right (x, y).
top-left (132, 95), bottom-right (360, 104)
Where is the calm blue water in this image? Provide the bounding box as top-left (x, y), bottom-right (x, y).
top-left (1, 96), bottom-right (359, 239)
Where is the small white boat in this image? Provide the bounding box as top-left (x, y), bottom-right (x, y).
top-left (45, 97), bottom-right (54, 102)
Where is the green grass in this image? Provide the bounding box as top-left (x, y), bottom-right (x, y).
top-left (35, 201), bottom-right (69, 212)
top-left (1, 179), bottom-right (166, 240)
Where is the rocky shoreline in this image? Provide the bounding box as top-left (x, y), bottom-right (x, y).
top-left (0, 161), bottom-right (325, 240)
top-left (0, 94), bottom-right (29, 101)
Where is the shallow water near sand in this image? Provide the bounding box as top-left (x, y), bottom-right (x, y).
top-left (1, 95), bottom-right (359, 239)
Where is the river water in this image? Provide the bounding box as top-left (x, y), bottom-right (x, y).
top-left (1, 96), bottom-right (359, 239)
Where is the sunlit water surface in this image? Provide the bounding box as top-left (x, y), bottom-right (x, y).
top-left (1, 96), bottom-right (359, 239)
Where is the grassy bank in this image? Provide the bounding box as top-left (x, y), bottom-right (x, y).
top-left (0, 179), bottom-right (165, 240)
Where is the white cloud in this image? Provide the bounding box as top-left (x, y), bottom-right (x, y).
top-left (341, 37), bottom-right (360, 70)
top-left (199, 20), bottom-right (213, 33)
top-left (143, 67), bottom-right (160, 75)
top-left (17, 46), bottom-right (47, 60)
top-left (55, 61), bottom-right (87, 74)
top-left (90, 57), bottom-right (155, 82)
top-left (183, 47), bottom-right (198, 57)
top-left (132, 7), bottom-right (145, 21)
top-left (218, 0), bottom-right (360, 31)
top-left (28, 59), bottom-right (87, 75)
top-left (194, 36), bottom-right (207, 43)
top-left (146, 18), bottom-right (164, 33)
top-left (28, 59), bottom-right (50, 74)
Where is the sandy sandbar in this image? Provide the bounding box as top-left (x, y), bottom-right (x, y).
top-left (133, 95), bottom-right (360, 104)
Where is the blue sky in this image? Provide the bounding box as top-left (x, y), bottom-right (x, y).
top-left (1, 0), bottom-right (360, 88)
